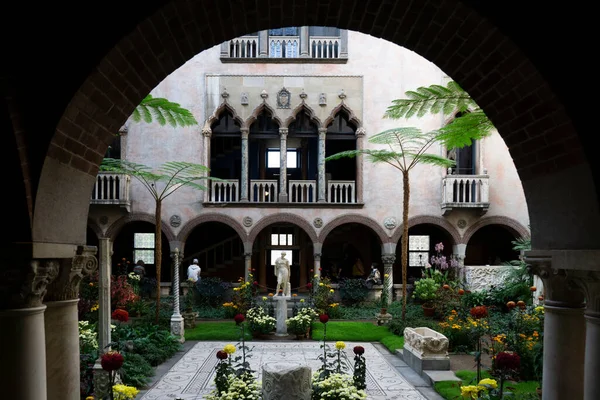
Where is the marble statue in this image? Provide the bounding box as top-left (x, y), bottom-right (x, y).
top-left (274, 252), bottom-right (291, 296)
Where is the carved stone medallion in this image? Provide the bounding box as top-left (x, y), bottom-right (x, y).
top-left (99, 215), bottom-right (109, 225)
top-left (457, 219), bottom-right (467, 229)
top-left (313, 218), bottom-right (323, 228)
top-left (170, 215), bottom-right (181, 228)
top-left (243, 216), bottom-right (253, 227)
top-left (277, 87), bottom-right (291, 108)
top-left (383, 217), bottom-right (397, 230)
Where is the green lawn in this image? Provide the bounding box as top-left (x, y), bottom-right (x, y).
top-left (184, 321), bottom-right (253, 341)
top-left (435, 370), bottom-right (540, 399)
top-left (311, 321), bottom-right (404, 352)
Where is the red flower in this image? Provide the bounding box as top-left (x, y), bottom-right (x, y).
top-left (111, 308), bottom-right (129, 322)
top-left (495, 351), bottom-right (521, 371)
top-left (353, 346), bottom-right (365, 355)
top-left (470, 305), bottom-right (488, 319)
top-left (306, 283), bottom-right (313, 289)
top-left (100, 351), bottom-right (124, 372)
top-left (253, 281), bottom-right (259, 286)
top-left (319, 314), bottom-right (329, 323)
top-left (234, 313), bottom-right (245, 324)
top-left (310, 269), bottom-right (314, 273)
top-left (216, 350), bottom-right (228, 360)
top-left (319, 267), bottom-right (322, 271)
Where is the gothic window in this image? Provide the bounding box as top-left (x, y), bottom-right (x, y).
top-left (134, 233), bottom-right (155, 264)
top-left (446, 112), bottom-right (476, 175)
top-left (408, 235), bottom-right (430, 267)
top-left (211, 110), bottom-right (240, 135)
top-left (249, 109), bottom-right (280, 136)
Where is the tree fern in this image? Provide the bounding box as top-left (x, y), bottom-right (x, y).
top-left (131, 95), bottom-right (198, 127)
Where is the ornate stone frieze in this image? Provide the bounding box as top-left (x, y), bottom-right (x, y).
top-left (45, 246), bottom-right (98, 302)
top-left (464, 265), bottom-right (514, 292)
top-left (403, 327), bottom-right (449, 358)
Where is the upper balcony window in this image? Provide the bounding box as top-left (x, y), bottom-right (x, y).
top-left (221, 26), bottom-right (348, 63)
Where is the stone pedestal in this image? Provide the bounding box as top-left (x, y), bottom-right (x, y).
top-left (402, 327), bottom-right (450, 375)
top-left (273, 295), bottom-right (291, 336)
top-left (262, 363), bottom-right (312, 400)
top-left (376, 310), bottom-right (392, 326)
top-left (44, 299), bottom-right (80, 400)
top-left (0, 306), bottom-right (48, 400)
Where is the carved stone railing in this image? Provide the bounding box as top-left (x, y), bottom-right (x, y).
top-left (250, 179), bottom-right (278, 203)
top-left (310, 36), bottom-right (341, 58)
top-left (269, 36), bottom-right (299, 58)
top-left (209, 179), bottom-right (239, 203)
top-left (463, 265), bottom-right (516, 292)
top-left (90, 172), bottom-right (131, 211)
top-left (327, 180), bottom-right (356, 204)
top-left (228, 36), bottom-right (258, 58)
top-left (289, 180), bottom-right (316, 203)
top-left (441, 174), bottom-right (489, 215)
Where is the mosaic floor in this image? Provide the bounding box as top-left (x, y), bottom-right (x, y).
top-left (139, 341), bottom-right (428, 400)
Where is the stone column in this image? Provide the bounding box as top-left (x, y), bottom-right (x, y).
top-left (300, 26), bottom-right (309, 57)
top-left (527, 256), bottom-right (586, 400)
top-left (355, 127), bottom-right (366, 203)
top-left (452, 244), bottom-right (466, 283)
top-left (312, 243), bottom-right (323, 289)
top-left (220, 41), bottom-right (229, 58)
top-left (259, 30), bottom-right (268, 57)
top-left (44, 246), bottom-right (98, 400)
top-left (244, 252), bottom-right (252, 282)
top-left (381, 254), bottom-right (396, 305)
top-left (279, 128), bottom-right (288, 202)
top-left (0, 257), bottom-right (60, 400)
top-left (170, 249), bottom-right (185, 343)
top-left (202, 124), bottom-right (212, 203)
top-left (317, 128), bottom-right (327, 202)
top-left (240, 128), bottom-right (250, 202)
top-left (339, 29), bottom-right (348, 59)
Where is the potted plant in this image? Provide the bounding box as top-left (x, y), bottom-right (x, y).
top-left (246, 306), bottom-right (276, 337)
top-left (413, 278), bottom-right (440, 316)
top-left (286, 307), bottom-right (318, 339)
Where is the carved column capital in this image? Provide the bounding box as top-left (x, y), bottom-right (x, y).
top-left (527, 257), bottom-right (585, 308)
top-left (567, 270), bottom-right (600, 317)
top-left (1, 258), bottom-right (60, 309)
top-left (45, 245), bottom-right (98, 302)
top-left (202, 124), bottom-right (212, 137)
top-left (313, 253), bottom-right (322, 261)
top-left (318, 128), bottom-right (327, 139)
top-left (381, 254), bottom-right (396, 265)
top-left (355, 127), bottom-right (366, 137)
top-left (279, 128), bottom-right (288, 137)
top-left (240, 127), bottom-right (249, 139)
top-left (244, 252), bottom-right (253, 258)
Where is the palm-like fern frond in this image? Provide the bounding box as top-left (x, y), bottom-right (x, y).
top-left (437, 110), bottom-right (494, 149)
top-left (384, 81), bottom-right (476, 119)
top-left (417, 154), bottom-right (456, 168)
top-left (131, 95), bottom-right (198, 127)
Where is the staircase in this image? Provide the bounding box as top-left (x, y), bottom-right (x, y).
top-left (184, 236), bottom-right (244, 277)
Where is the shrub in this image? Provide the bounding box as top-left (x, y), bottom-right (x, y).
top-left (194, 277), bottom-right (229, 307)
top-left (338, 278), bottom-right (369, 306)
top-left (412, 278), bottom-right (440, 307)
top-left (121, 353), bottom-right (154, 388)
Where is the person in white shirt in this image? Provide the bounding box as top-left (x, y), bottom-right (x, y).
top-left (187, 259), bottom-right (201, 283)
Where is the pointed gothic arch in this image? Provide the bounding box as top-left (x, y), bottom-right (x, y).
top-left (207, 102), bottom-right (245, 131)
top-left (284, 102), bottom-right (322, 129)
top-left (323, 103), bottom-right (362, 129)
top-left (246, 102), bottom-right (283, 129)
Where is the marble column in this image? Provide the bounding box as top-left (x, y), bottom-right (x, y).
top-left (44, 245), bottom-right (98, 400)
top-left (279, 128), bottom-right (288, 202)
top-left (452, 244), bottom-right (466, 283)
top-left (170, 249), bottom-right (185, 343)
top-left (313, 253), bottom-right (322, 281)
top-left (317, 128), bottom-right (327, 202)
top-left (244, 252), bottom-right (252, 282)
top-left (93, 238), bottom-right (113, 399)
top-left (0, 256), bottom-right (61, 400)
top-left (355, 127), bottom-right (366, 203)
top-left (381, 254), bottom-right (396, 305)
top-left (259, 30), bottom-right (268, 57)
top-left (240, 128), bottom-right (250, 202)
top-left (202, 125), bottom-right (212, 203)
top-left (300, 26), bottom-right (309, 57)
top-left (527, 257), bottom-right (586, 400)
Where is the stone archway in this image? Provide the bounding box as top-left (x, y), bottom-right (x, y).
top-left (462, 216), bottom-right (530, 244)
top-left (391, 215), bottom-right (461, 245)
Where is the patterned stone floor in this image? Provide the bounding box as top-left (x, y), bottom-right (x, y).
top-left (138, 341), bottom-right (434, 400)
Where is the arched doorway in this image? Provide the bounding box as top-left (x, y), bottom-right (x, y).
top-left (182, 221), bottom-right (245, 283)
top-left (252, 223), bottom-right (313, 293)
top-left (321, 223), bottom-right (381, 282)
top-left (396, 223), bottom-right (456, 283)
top-left (465, 225), bottom-right (521, 265)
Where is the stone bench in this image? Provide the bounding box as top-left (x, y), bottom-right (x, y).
top-left (402, 327), bottom-right (450, 375)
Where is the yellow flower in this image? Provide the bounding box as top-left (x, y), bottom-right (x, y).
top-left (113, 384), bottom-right (139, 399)
top-left (319, 283), bottom-right (324, 286)
top-left (300, 299), bottom-right (305, 303)
top-left (329, 289), bottom-right (334, 293)
top-left (86, 397), bottom-right (95, 400)
top-left (223, 344), bottom-right (236, 354)
top-left (478, 378), bottom-right (497, 389)
top-left (335, 341), bottom-right (346, 350)
top-left (233, 287), bottom-right (239, 291)
top-left (262, 296), bottom-right (267, 301)
top-left (533, 331), bottom-right (539, 337)
top-left (314, 274), bottom-right (319, 278)
top-left (384, 273), bottom-right (389, 278)
top-left (460, 385), bottom-right (481, 399)
top-left (90, 303), bottom-right (99, 312)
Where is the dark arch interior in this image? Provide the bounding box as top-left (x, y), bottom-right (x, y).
top-left (465, 225), bottom-right (519, 265)
top-left (321, 223), bottom-right (381, 282)
top-left (111, 221), bottom-right (170, 281)
top-left (183, 222), bottom-right (244, 282)
top-left (396, 224), bottom-right (455, 282)
top-left (326, 109), bottom-right (357, 181)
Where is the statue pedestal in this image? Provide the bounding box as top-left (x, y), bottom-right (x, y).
top-left (273, 295), bottom-right (291, 336)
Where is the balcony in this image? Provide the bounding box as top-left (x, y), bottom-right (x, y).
top-left (441, 174), bottom-right (489, 216)
top-left (207, 179), bottom-right (357, 205)
top-left (90, 172), bottom-right (131, 212)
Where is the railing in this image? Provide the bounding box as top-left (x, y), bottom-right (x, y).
top-left (183, 235), bottom-right (244, 274)
top-left (228, 36), bottom-right (258, 58)
top-left (327, 180), bottom-right (355, 204)
top-left (442, 175), bottom-right (489, 204)
top-left (289, 180), bottom-right (316, 203)
top-left (310, 36), bottom-right (341, 58)
top-left (90, 172), bottom-right (131, 209)
top-left (210, 179), bottom-right (239, 203)
top-left (250, 180), bottom-right (278, 203)
top-left (269, 36), bottom-right (299, 58)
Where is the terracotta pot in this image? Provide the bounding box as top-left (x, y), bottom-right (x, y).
top-left (422, 304), bottom-right (435, 317)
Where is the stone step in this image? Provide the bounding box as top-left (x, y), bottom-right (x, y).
top-left (422, 370), bottom-right (462, 386)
